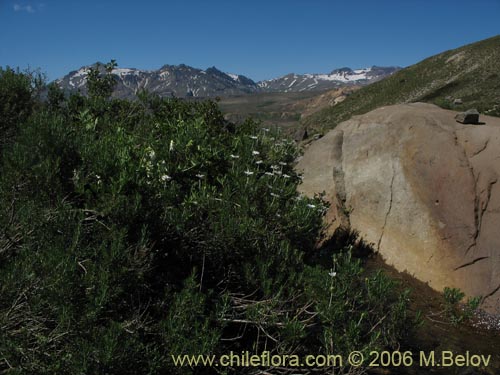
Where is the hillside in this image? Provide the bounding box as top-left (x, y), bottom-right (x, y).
top-left (302, 35), bottom-right (500, 134)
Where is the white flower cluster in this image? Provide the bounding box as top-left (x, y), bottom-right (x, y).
top-left (142, 146), bottom-right (172, 185)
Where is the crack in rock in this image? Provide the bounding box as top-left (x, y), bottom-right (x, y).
top-left (483, 283), bottom-right (500, 302)
top-left (479, 177), bottom-right (497, 226)
top-left (453, 256), bottom-right (489, 271)
top-left (377, 160), bottom-right (395, 251)
top-left (331, 130), bottom-right (350, 227)
top-left (454, 130), bottom-right (481, 255)
top-left (471, 138), bottom-right (490, 158)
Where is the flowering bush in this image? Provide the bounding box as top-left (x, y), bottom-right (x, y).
top-left (0, 66), bottom-right (411, 374)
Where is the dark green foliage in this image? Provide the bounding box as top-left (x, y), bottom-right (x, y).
top-left (443, 287), bottom-right (481, 325)
top-left (0, 68), bottom-right (36, 148)
top-left (47, 82), bottom-right (65, 112)
top-left (87, 60), bottom-right (118, 101)
top-left (0, 63), bottom-right (411, 374)
top-left (303, 251), bottom-right (410, 361)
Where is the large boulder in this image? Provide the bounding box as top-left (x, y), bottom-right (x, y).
top-left (296, 103), bottom-right (500, 312)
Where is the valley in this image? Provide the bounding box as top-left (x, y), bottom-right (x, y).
top-left (218, 86), bottom-right (360, 135)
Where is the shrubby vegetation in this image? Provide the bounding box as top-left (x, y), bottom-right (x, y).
top-left (0, 67), bottom-right (44, 150)
top-left (442, 287), bottom-right (481, 326)
top-left (0, 64), bottom-right (412, 374)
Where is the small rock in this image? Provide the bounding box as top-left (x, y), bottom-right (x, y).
top-left (294, 127), bottom-right (308, 142)
top-left (312, 133), bottom-right (323, 140)
top-left (454, 98), bottom-right (463, 105)
top-left (455, 109), bottom-right (480, 124)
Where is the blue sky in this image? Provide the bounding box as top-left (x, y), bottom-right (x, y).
top-left (1, 0), bottom-right (499, 82)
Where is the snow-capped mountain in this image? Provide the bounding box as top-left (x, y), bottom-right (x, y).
top-left (56, 64), bottom-right (260, 99)
top-left (258, 66), bottom-right (400, 92)
top-left (56, 64), bottom-right (399, 99)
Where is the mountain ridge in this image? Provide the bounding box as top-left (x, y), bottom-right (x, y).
top-left (56, 63), bottom-right (399, 99)
top-left (57, 63), bottom-right (260, 99)
top-left (259, 66), bottom-right (399, 92)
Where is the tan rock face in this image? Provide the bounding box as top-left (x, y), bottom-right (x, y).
top-left (296, 103), bottom-right (500, 312)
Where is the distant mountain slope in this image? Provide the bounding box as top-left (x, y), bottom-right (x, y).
top-left (56, 64), bottom-right (399, 99)
top-left (302, 35), bottom-right (500, 133)
top-left (259, 66), bottom-right (399, 92)
top-left (56, 64), bottom-right (260, 99)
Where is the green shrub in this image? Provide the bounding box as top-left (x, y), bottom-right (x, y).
top-left (0, 67), bottom-right (37, 149)
top-left (303, 249), bottom-right (410, 359)
top-left (0, 70), bottom-right (412, 373)
top-left (443, 287), bottom-right (481, 325)
top-left (47, 82), bottom-right (65, 112)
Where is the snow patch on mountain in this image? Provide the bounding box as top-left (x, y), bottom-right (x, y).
top-left (226, 73), bottom-right (239, 81)
top-left (112, 68), bottom-right (140, 76)
top-left (71, 68), bottom-right (87, 78)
